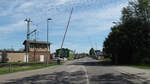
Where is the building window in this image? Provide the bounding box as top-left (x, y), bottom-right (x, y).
top-left (30, 44), bottom-right (34, 48)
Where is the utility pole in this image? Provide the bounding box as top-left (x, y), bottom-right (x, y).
top-left (24, 18), bottom-right (32, 63)
top-left (47, 18), bottom-right (52, 66)
top-left (34, 29), bottom-right (37, 62)
top-left (33, 28), bottom-right (37, 62)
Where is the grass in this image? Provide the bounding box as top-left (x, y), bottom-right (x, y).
top-left (130, 65), bottom-right (150, 69)
top-left (98, 58), bottom-right (150, 69)
top-left (99, 58), bottom-right (111, 62)
top-left (99, 58), bottom-right (113, 65)
top-left (0, 62), bottom-right (61, 75)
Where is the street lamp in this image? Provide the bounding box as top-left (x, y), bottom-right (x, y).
top-left (47, 18), bottom-right (52, 66)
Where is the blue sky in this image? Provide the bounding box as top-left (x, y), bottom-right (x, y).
top-left (0, 0), bottom-right (129, 53)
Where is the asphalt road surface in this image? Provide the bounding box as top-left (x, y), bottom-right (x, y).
top-left (1, 57), bottom-right (150, 84)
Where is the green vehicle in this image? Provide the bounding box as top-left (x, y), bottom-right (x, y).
top-left (56, 48), bottom-right (73, 60)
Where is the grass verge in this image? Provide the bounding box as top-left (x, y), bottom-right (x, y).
top-left (130, 65), bottom-right (150, 69)
top-left (99, 58), bottom-right (112, 65)
top-left (0, 62), bottom-right (61, 75)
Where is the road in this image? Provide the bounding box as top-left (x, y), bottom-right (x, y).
top-left (0, 57), bottom-right (150, 84)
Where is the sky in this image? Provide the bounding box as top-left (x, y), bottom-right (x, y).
top-left (0, 0), bottom-right (129, 53)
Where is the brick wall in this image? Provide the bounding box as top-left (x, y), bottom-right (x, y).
top-left (29, 51), bottom-right (50, 62)
top-left (7, 52), bottom-right (25, 62)
top-left (0, 51), bottom-right (2, 62)
top-left (0, 51), bottom-right (50, 63)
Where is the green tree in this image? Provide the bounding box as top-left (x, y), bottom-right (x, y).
top-left (103, 0), bottom-right (150, 65)
top-left (89, 48), bottom-right (95, 56)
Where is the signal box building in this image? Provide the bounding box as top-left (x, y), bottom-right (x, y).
top-left (23, 40), bottom-right (51, 62)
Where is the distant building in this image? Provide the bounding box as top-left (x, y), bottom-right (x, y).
top-left (95, 50), bottom-right (104, 59)
top-left (95, 50), bottom-right (101, 56)
top-left (51, 52), bottom-right (56, 59)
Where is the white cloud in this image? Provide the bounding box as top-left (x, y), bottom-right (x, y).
top-left (68, 2), bottom-right (128, 34)
top-left (51, 2), bottom-right (128, 38)
top-left (0, 0), bottom-right (24, 16)
top-left (72, 2), bottom-right (128, 22)
top-left (51, 42), bottom-right (90, 53)
top-left (56, 0), bottom-right (82, 5)
top-left (0, 21), bottom-right (25, 34)
top-left (43, 1), bottom-right (128, 40)
top-left (57, 0), bottom-right (70, 5)
top-left (96, 3), bottom-right (128, 19)
top-left (0, 0), bottom-right (129, 52)
top-left (19, 2), bottom-right (33, 9)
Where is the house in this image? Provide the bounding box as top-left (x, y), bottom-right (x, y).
top-left (23, 40), bottom-right (51, 62)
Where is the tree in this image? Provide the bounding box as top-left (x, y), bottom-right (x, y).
top-left (18, 48), bottom-right (25, 51)
top-left (89, 48), bottom-right (95, 56)
top-left (103, 0), bottom-right (150, 65)
top-left (121, 0), bottom-right (150, 22)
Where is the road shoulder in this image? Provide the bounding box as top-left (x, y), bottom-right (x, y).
top-left (115, 66), bottom-right (150, 83)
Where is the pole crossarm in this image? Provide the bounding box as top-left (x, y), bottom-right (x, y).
top-left (28, 29), bottom-right (37, 36)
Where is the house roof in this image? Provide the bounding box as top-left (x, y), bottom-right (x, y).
top-left (23, 40), bottom-right (51, 45)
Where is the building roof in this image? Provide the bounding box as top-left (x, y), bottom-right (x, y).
top-left (23, 40), bottom-right (51, 45)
